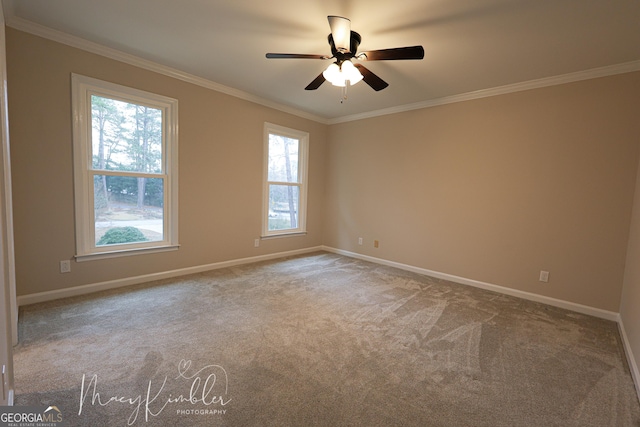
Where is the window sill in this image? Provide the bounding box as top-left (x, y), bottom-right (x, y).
top-left (75, 244), bottom-right (180, 262)
top-left (261, 231), bottom-right (307, 240)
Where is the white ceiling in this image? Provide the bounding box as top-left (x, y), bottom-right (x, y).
top-left (3, 0), bottom-right (640, 122)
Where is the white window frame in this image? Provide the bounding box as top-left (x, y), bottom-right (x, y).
top-left (262, 122), bottom-right (309, 238)
top-left (71, 74), bottom-right (179, 260)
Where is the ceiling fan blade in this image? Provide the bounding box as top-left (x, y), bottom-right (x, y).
top-left (305, 73), bottom-right (326, 90)
top-left (354, 63), bottom-right (389, 91)
top-left (266, 53), bottom-right (328, 59)
top-left (359, 46), bottom-right (425, 61)
top-left (327, 16), bottom-right (351, 52)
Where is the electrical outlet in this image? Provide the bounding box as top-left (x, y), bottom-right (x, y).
top-left (539, 270), bottom-right (549, 283)
top-left (374, 240), bottom-right (379, 248)
top-left (254, 239), bottom-right (260, 248)
top-left (60, 260), bottom-right (71, 273)
top-left (358, 237), bottom-right (363, 245)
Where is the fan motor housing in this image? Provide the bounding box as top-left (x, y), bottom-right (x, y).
top-left (328, 31), bottom-right (361, 62)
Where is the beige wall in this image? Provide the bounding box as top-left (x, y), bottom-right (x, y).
top-left (621, 149), bottom-right (640, 391)
top-left (324, 72), bottom-right (640, 312)
top-left (6, 28), bottom-right (327, 296)
top-left (6, 26), bottom-right (640, 319)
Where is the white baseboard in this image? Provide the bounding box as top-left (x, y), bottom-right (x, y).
top-left (19, 245), bottom-right (619, 319)
top-left (16, 245), bottom-right (639, 401)
top-left (618, 318), bottom-right (640, 403)
top-left (16, 246), bottom-right (324, 306)
top-left (321, 246), bottom-right (619, 321)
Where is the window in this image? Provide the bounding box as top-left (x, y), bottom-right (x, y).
top-left (263, 123), bottom-right (309, 237)
top-left (72, 74), bottom-right (178, 260)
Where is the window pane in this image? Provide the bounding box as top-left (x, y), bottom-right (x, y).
top-left (267, 134), bottom-right (299, 183)
top-left (268, 184), bottom-right (299, 231)
top-left (91, 95), bottom-right (163, 174)
top-left (94, 175), bottom-right (164, 245)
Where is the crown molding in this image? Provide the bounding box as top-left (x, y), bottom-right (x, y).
top-left (5, 15), bottom-right (640, 126)
top-left (328, 60), bottom-right (640, 124)
top-left (4, 16), bottom-right (329, 124)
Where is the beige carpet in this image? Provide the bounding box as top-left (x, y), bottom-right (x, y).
top-left (14, 252), bottom-right (640, 426)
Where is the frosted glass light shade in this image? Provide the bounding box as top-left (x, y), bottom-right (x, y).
top-left (341, 60), bottom-right (363, 85)
top-left (322, 63), bottom-right (345, 87)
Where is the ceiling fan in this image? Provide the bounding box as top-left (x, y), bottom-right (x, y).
top-left (266, 16), bottom-right (424, 92)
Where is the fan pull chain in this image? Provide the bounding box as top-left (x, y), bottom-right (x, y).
top-left (340, 83), bottom-right (349, 104)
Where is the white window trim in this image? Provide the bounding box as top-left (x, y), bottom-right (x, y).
top-left (262, 122), bottom-right (309, 238)
top-left (71, 74), bottom-right (179, 261)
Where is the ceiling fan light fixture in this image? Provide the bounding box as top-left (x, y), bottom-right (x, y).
top-left (323, 60), bottom-right (363, 87)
